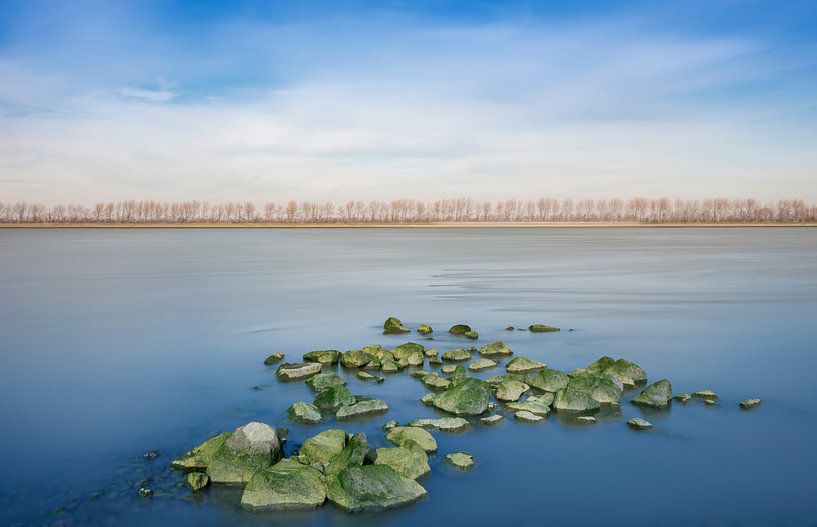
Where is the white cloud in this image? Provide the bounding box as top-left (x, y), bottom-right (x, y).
top-left (118, 86), bottom-right (178, 103)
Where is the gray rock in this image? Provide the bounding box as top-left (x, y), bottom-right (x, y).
top-left (627, 417), bottom-right (652, 430)
top-left (445, 452), bottom-right (475, 470)
top-left (408, 417), bottom-right (470, 433)
top-left (326, 465), bottom-right (427, 512)
top-left (287, 402), bottom-right (322, 424)
top-left (336, 399), bottom-right (389, 420)
top-left (276, 362), bottom-right (321, 381)
top-left (632, 379), bottom-right (673, 408)
top-left (740, 398), bottom-right (762, 409)
top-left (241, 459), bottom-right (326, 509)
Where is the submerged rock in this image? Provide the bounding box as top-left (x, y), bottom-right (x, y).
top-left (313, 386), bottom-right (356, 411)
top-left (382, 419), bottom-right (399, 430)
top-left (287, 402), bottom-right (322, 424)
top-left (740, 398), bottom-right (762, 409)
top-left (299, 429), bottom-right (347, 468)
top-left (694, 390), bottom-right (718, 400)
top-left (495, 379), bottom-right (529, 402)
top-left (506, 398), bottom-right (551, 417)
top-left (674, 392), bottom-right (692, 403)
top-left (374, 441), bottom-right (430, 480)
top-left (553, 386), bottom-right (600, 413)
top-left (527, 368), bottom-right (569, 392)
top-left (464, 331), bottom-right (479, 339)
top-left (138, 487), bottom-right (153, 498)
top-left (357, 371), bottom-right (376, 381)
top-left (441, 364), bottom-right (457, 374)
top-left (421, 373), bottom-right (451, 390)
top-left (506, 357), bottom-right (545, 373)
top-left (241, 459), bottom-right (326, 509)
top-left (306, 372), bottom-right (346, 392)
top-left (336, 399), bottom-right (389, 420)
top-left (528, 324), bottom-right (560, 333)
top-left (417, 324), bottom-right (433, 335)
top-left (627, 417), bottom-right (652, 430)
top-left (515, 410), bottom-right (543, 423)
top-left (276, 362), bottom-right (321, 381)
top-left (386, 426), bottom-right (437, 453)
top-left (632, 379), bottom-right (673, 408)
top-left (408, 417), bottom-right (470, 433)
top-left (303, 350), bottom-right (341, 365)
top-left (187, 472), bottom-right (209, 491)
top-left (448, 324), bottom-right (472, 335)
top-left (480, 414), bottom-right (504, 425)
top-left (384, 317), bottom-right (411, 334)
top-left (207, 422), bottom-right (283, 484)
top-left (442, 348), bottom-right (471, 361)
top-left (429, 378), bottom-right (492, 416)
top-left (504, 326), bottom-right (515, 331)
top-left (445, 452), bottom-right (475, 470)
top-left (326, 465), bottom-right (427, 512)
top-left (424, 348), bottom-right (439, 358)
top-left (469, 358), bottom-right (497, 371)
top-left (264, 352), bottom-right (285, 365)
top-left (576, 416), bottom-right (596, 424)
top-left (479, 341), bottom-right (513, 356)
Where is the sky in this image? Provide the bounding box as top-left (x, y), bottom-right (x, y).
top-left (1, 0), bottom-right (816, 204)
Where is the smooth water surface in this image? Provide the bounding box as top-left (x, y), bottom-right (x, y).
top-left (1, 228), bottom-right (816, 526)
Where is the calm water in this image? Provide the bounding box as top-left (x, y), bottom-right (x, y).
top-left (1, 228), bottom-right (816, 526)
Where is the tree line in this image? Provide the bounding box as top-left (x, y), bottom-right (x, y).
top-left (1, 197), bottom-right (815, 224)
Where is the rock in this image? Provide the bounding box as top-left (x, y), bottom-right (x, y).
top-left (340, 349), bottom-right (374, 368)
top-left (464, 331), bottom-right (479, 339)
top-left (448, 324), bottom-right (472, 334)
top-left (694, 390), bottom-right (718, 400)
top-left (302, 350), bottom-right (341, 365)
top-left (469, 358), bottom-right (497, 371)
top-left (417, 324), bottom-right (433, 335)
top-left (441, 364), bottom-right (457, 374)
top-left (495, 379), bottom-right (529, 402)
top-left (408, 417), bottom-right (470, 433)
top-left (241, 459), bottom-right (326, 509)
top-left (604, 358), bottom-right (647, 385)
top-left (506, 357), bottom-right (545, 373)
top-left (324, 433), bottom-right (368, 480)
top-left (298, 429), bottom-right (348, 468)
top-left (632, 379), bottom-right (673, 408)
top-left (382, 419), bottom-right (399, 430)
top-left (627, 417), bottom-right (652, 430)
top-left (264, 352), bottom-right (285, 365)
top-left (428, 355), bottom-right (442, 365)
top-left (374, 441), bottom-right (430, 480)
top-left (276, 362), bottom-right (321, 381)
top-left (527, 368), bottom-right (569, 392)
top-left (380, 358), bottom-right (400, 373)
top-left (587, 356), bottom-right (615, 373)
top-left (479, 341), bottom-right (513, 356)
top-left (384, 317), bottom-right (410, 334)
top-left (553, 386), bottom-right (601, 413)
top-left (421, 373), bottom-right (451, 390)
top-left (187, 472), bottom-right (209, 491)
top-left (528, 324), bottom-right (560, 333)
top-left (287, 402), bottom-right (322, 424)
top-left (674, 392), bottom-right (692, 403)
top-left (313, 386), bottom-right (356, 411)
top-left (357, 371), bottom-right (376, 381)
top-left (740, 398), bottom-right (762, 409)
top-left (143, 449), bottom-right (159, 460)
top-left (442, 348), bottom-right (471, 361)
top-left (420, 393), bottom-right (436, 406)
top-left (480, 414), bottom-right (504, 425)
top-left (386, 426), bottom-right (437, 453)
top-left (506, 398), bottom-right (551, 417)
top-left (429, 378), bottom-right (492, 416)
top-left (450, 365), bottom-right (470, 386)
top-left (505, 326), bottom-right (515, 331)
top-left (171, 432), bottom-right (231, 470)
top-left (704, 399), bottom-right (718, 406)
top-left (251, 385), bottom-right (261, 391)
top-left (424, 348), bottom-right (439, 358)
top-left (138, 487), bottom-right (153, 498)
top-left (336, 399), bottom-right (389, 420)
top-left (392, 342), bottom-right (425, 360)
top-left (576, 416), bottom-right (596, 424)
top-left (207, 422), bottom-right (283, 484)
top-left (528, 392), bottom-right (555, 406)
top-left (445, 452), bottom-right (475, 470)
top-left (568, 373), bottom-right (623, 403)
top-left (515, 410), bottom-right (543, 423)
top-left (306, 372), bottom-right (346, 392)
top-left (326, 464), bottom-right (427, 512)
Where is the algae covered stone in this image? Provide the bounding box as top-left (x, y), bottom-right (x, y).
top-left (528, 324), bottom-right (560, 333)
top-left (384, 317), bottom-right (410, 334)
top-left (386, 426), bottom-right (437, 453)
top-left (514, 410), bottom-right (543, 423)
top-left (374, 441), bottom-right (430, 480)
top-left (306, 372), bottom-right (346, 392)
top-left (326, 464), bottom-right (427, 512)
top-left (408, 417), bottom-right (469, 433)
top-left (469, 358), bottom-right (497, 371)
top-left (479, 341), bottom-right (513, 356)
top-left (429, 378), bottom-right (492, 416)
top-left (527, 368), bottom-right (569, 393)
top-left (604, 358), bottom-right (647, 385)
top-left (276, 362), bottom-right (321, 381)
top-left (448, 324), bottom-right (472, 335)
top-left (627, 417), bottom-right (652, 430)
top-left (576, 416), bottom-right (597, 424)
top-left (171, 432), bottom-right (231, 470)
top-left (674, 392), bottom-right (692, 403)
top-left (241, 459), bottom-right (326, 509)
top-left (187, 472), bottom-right (209, 491)
top-left (495, 378), bottom-right (529, 402)
top-left (340, 349), bottom-right (374, 368)
top-left (632, 379), bottom-right (673, 409)
top-left (553, 386), bottom-right (600, 413)
top-left (313, 385), bottom-right (356, 411)
top-left (299, 428), bottom-right (347, 467)
top-left (442, 348), bottom-right (471, 361)
top-left (324, 433), bottom-right (369, 480)
top-left (417, 324), bottom-right (433, 335)
top-left (694, 389), bottom-right (718, 400)
top-left (392, 342), bottom-right (425, 360)
top-left (506, 357), bottom-right (545, 373)
top-left (445, 452), bottom-right (475, 470)
top-left (207, 422), bottom-right (283, 484)
top-left (421, 373), bottom-right (451, 390)
top-left (336, 399), bottom-right (389, 420)
top-left (740, 398), bottom-right (762, 409)
top-left (287, 402), bottom-right (322, 424)
top-left (464, 331), bottom-right (479, 339)
top-left (506, 398), bottom-right (551, 417)
top-left (480, 414), bottom-right (504, 425)
top-left (569, 373), bottom-right (623, 404)
top-left (303, 350), bottom-right (341, 365)
top-left (450, 364), bottom-right (469, 386)
top-left (264, 352), bottom-right (285, 365)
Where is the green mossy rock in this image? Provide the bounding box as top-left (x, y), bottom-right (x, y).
top-left (417, 324), bottom-right (433, 335)
top-left (299, 428), bottom-right (348, 468)
top-left (450, 364), bottom-right (470, 386)
top-left (207, 422), bottom-right (283, 484)
top-left (604, 358), bottom-right (647, 386)
top-left (480, 414), bottom-right (504, 425)
top-left (479, 341), bottom-right (513, 356)
top-left (264, 352), bottom-right (285, 365)
top-left (384, 317), bottom-right (410, 334)
top-left (445, 452), bottom-right (474, 470)
top-left (514, 410), bottom-right (543, 423)
top-left (441, 364), bottom-right (457, 374)
top-left (241, 459), bottom-right (326, 509)
top-left (469, 358), bottom-right (497, 371)
top-left (306, 372), bottom-right (346, 392)
top-left (553, 386), bottom-right (601, 413)
top-left (442, 348), bottom-right (471, 361)
top-left (392, 342), bottom-right (425, 360)
top-left (187, 472), bottom-right (209, 491)
top-left (740, 398), bottom-right (761, 409)
top-left (380, 358), bottom-right (400, 373)
top-left (172, 432), bottom-right (231, 470)
top-left (527, 368), bottom-right (569, 392)
top-left (506, 398), bottom-right (551, 417)
top-left (374, 441), bottom-right (430, 480)
top-left (341, 349), bottom-right (375, 368)
top-left (587, 356), bottom-right (615, 373)
top-left (448, 324), bottom-right (472, 334)
top-left (528, 324), bottom-right (560, 333)
top-left (675, 392), bottom-right (692, 403)
top-left (408, 417), bottom-right (469, 433)
top-left (313, 386), bottom-right (356, 412)
top-left (424, 348), bottom-right (439, 358)
top-left (303, 350), bottom-right (341, 365)
top-left (287, 402), bottom-right (322, 424)
top-left (506, 357), bottom-right (546, 373)
top-left (276, 362), bottom-right (322, 381)
top-left (495, 379), bottom-right (529, 402)
top-left (324, 433), bottom-right (369, 480)
top-left (627, 417), bottom-right (652, 430)
top-left (421, 373), bottom-right (451, 390)
top-left (326, 464), bottom-right (427, 512)
top-left (336, 399), bottom-right (389, 420)
top-left (464, 331), bottom-right (479, 339)
top-left (429, 378), bottom-right (492, 416)
top-left (632, 379), bottom-right (673, 408)
top-left (385, 426), bottom-right (438, 453)
top-left (694, 389), bottom-right (718, 400)
top-left (568, 373), bottom-right (623, 404)
top-left (420, 393), bottom-right (436, 406)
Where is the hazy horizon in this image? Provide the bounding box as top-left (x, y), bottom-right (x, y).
top-left (2, 0), bottom-right (817, 203)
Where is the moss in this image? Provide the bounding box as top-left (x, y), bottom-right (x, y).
top-left (324, 433), bottom-right (368, 480)
top-left (587, 356), bottom-right (615, 373)
top-left (263, 352), bottom-right (285, 365)
top-left (206, 441), bottom-right (277, 484)
top-left (313, 386), bottom-right (356, 411)
top-left (468, 358), bottom-right (497, 371)
top-left (605, 359), bottom-right (647, 385)
top-left (171, 432), bottom-right (231, 470)
top-left (631, 379), bottom-right (673, 408)
top-left (441, 348), bottom-right (471, 361)
top-left (421, 373), bottom-right (451, 390)
top-left (340, 349), bottom-right (374, 368)
top-left (187, 472), bottom-right (209, 491)
top-left (450, 364), bottom-right (470, 386)
top-left (326, 465), bottom-right (427, 512)
top-left (478, 341), bottom-right (513, 356)
top-left (495, 379), bottom-right (529, 402)
top-left (430, 378), bottom-right (492, 416)
top-left (506, 357), bottom-right (545, 373)
top-left (527, 368), bottom-right (569, 392)
top-left (386, 426), bottom-right (438, 453)
top-left (445, 452), bottom-right (475, 470)
top-left (336, 399), bottom-right (389, 420)
top-left (302, 350), bottom-right (341, 365)
top-left (241, 459), bottom-right (326, 509)
top-left (287, 402), bottom-right (322, 424)
top-left (553, 386), bottom-right (600, 413)
top-left (276, 362), bottom-right (321, 381)
top-left (392, 342), bottom-right (425, 360)
top-left (374, 441), bottom-right (430, 480)
top-left (408, 417), bottom-right (469, 433)
top-left (464, 331), bottom-right (479, 339)
top-left (417, 324), bottom-right (433, 335)
top-left (299, 429), bottom-right (347, 467)
top-left (306, 372), bottom-right (346, 392)
top-left (568, 373), bottom-right (623, 404)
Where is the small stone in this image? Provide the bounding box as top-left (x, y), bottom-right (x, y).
top-left (514, 410), bottom-right (543, 423)
top-left (674, 392), bottom-right (692, 403)
top-left (504, 326), bottom-right (515, 331)
top-left (421, 373), bottom-right (451, 390)
top-left (417, 324), bottom-right (433, 335)
top-left (448, 324), bottom-right (472, 334)
top-left (382, 419), bottom-right (399, 430)
top-left (306, 372), bottom-right (346, 392)
top-left (374, 442), bottom-right (430, 480)
top-left (704, 399), bottom-right (717, 406)
top-left (336, 399), bottom-right (389, 420)
top-left (251, 385), bottom-right (261, 391)
top-left (464, 331), bottom-right (479, 339)
top-left (287, 402), bottom-right (322, 424)
top-left (143, 449), bottom-right (159, 460)
top-left (299, 429), bottom-right (347, 467)
top-left (442, 348), bottom-right (471, 361)
top-left (424, 348), bottom-right (439, 358)
top-left (478, 341), bottom-right (513, 356)
top-left (264, 352), bottom-right (285, 365)
top-left (313, 386), bottom-right (356, 411)
top-left (495, 379), bottom-right (529, 402)
top-left (740, 398), bottom-right (762, 409)
top-left (631, 379), bottom-right (673, 409)
top-left (468, 358), bottom-right (497, 371)
top-left (627, 417), bottom-right (652, 430)
top-left (386, 426), bottom-right (437, 453)
top-left (408, 417), bottom-right (469, 433)
top-left (384, 316), bottom-right (411, 334)
top-left (138, 487), bottom-right (153, 498)
top-left (506, 357), bottom-right (545, 373)
top-left (445, 452), bottom-right (475, 470)
top-left (506, 399), bottom-right (550, 417)
top-left (528, 324), bottom-right (560, 333)
top-left (576, 416), bottom-right (596, 424)
top-left (441, 364), bottom-right (457, 374)
top-left (694, 390), bottom-right (718, 400)
top-left (187, 472), bottom-right (209, 491)
top-left (276, 362), bottom-right (321, 381)
top-left (480, 414), bottom-right (504, 425)
top-left (303, 350), bottom-right (341, 365)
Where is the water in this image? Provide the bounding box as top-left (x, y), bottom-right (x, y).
top-left (1, 227), bottom-right (816, 526)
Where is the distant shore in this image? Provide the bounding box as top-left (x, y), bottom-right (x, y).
top-left (2, 222), bottom-right (816, 229)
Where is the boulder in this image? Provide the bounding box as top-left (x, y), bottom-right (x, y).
top-left (276, 362), bottom-right (321, 381)
top-left (506, 357), bottom-right (545, 373)
top-left (408, 417), bottom-right (469, 433)
top-left (417, 324), bottom-right (433, 335)
top-left (385, 426), bottom-right (437, 453)
top-left (287, 402), bottom-right (322, 424)
top-left (392, 342), bottom-right (426, 360)
top-left (313, 386), bottom-right (356, 412)
top-left (479, 341), bottom-right (513, 357)
top-left (380, 358), bottom-right (400, 373)
top-left (445, 452), bottom-right (474, 470)
top-left (587, 356), bottom-right (615, 373)
top-left (326, 465), bottom-right (427, 512)
top-left (187, 472), bottom-right (209, 491)
top-left (632, 379), bottom-right (673, 409)
top-left (627, 417), bottom-right (652, 430)
top-left (604, 358), bottom-right (647, 385)
top-left (264, 352), bottom-right (285, 365)
top-left (506, 398), bottom-right (551, 417)
top-left (207, 422), bottom-right (283, 484)
top-left (324, 433), bottom-right (369, 480)
top-left (299, 428), bottom-right (347, 468)
top-left (469, 358), bottom-right (497, 371)
top-left (553, 386), bottom-right (600, 413)
top-left (241, 459), bottom-right (326, 509)
top-left (528, 324), bottom-right (560, 333)
top-left (306, 372), bottom-right (346, 392)
top-left (464, 331), bottom-right (479, 339)
top-left (740, 398), bottom-right (762, 409)
top-left (495, 379), bottom-right (529, 402)
top-left (421, 373), bottom-right (451, 390)
top-left (302, 350), bottom-right (341, 365)
top-left (568, 373), bottom-right (623, 404)
top-left (384, 317), bottom-right (410, 334)
top-left (450, 365), bottom-right (470, 386)
top-left (340, 349), bottom-right (374, 368)
top-left (514, 410), bottom-right (543, 423)
top-left (171, 432), bottom-right (231, 470)
top-left (429, 378), bottom-right (492, 416)
top-left (480, 414), bottom-right (504, 425)
top-left (448, 324), bottom-right (472, 335)
top-left (442, 348), bottom-right (471, 361)
top-left (373, 441), bottom-right (430, 480)
top-left (527, 368), bottom-right (569, 392)
top-left (357, 371), bottom-right (376, 381)
top-left (336, 399), bottom-right (389, 420)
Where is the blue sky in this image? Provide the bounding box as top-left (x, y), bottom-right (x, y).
top-left (1, 0), bottom-right (816, 203)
